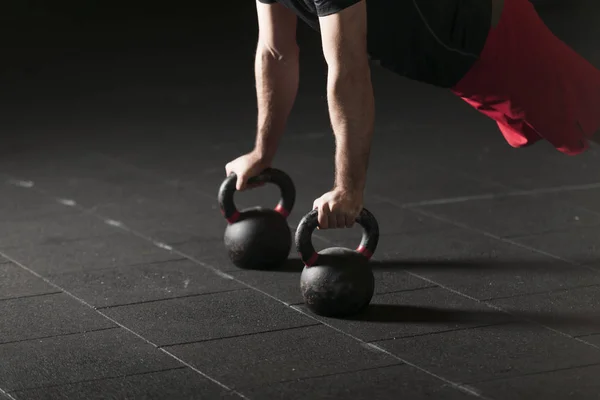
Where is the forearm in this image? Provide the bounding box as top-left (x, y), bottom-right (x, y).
top-left (254, 44), bottom-right (299, 161)
top-left (327, 67), bottom-right (375, 193)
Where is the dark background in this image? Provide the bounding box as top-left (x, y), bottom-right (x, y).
top-left (0, 0), bottom-right (598, 151)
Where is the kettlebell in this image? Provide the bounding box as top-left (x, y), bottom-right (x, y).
top-left (295, 208), bottom-right (380, 318)
top-left (218, 168), bottom-right (296, 270)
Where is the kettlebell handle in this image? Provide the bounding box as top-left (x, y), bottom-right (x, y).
top-left (295, 208), bottom-right (380, 267)
top-left (218, 168), bottom-right (296, 224)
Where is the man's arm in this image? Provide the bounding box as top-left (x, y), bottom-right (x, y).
top-left (318, 0), bottom-right (374, 195)
top-left (254, 0), bottom-right (300, 162)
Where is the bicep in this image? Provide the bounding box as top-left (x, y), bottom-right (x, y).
top-left (318, 0), bottom-right (369, 72)
top-left (256, 0), bottom-right (298, 56)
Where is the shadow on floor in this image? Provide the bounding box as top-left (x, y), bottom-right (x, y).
top-left (280, 257), bottom-right (590, 273)
top-left (370, 259), bottom-right (587, 272)
top-left (343, 304), bottom-right (600, 331)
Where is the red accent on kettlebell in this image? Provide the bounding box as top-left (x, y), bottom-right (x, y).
top-left (274, 203), bottom-right (289, 218)
top-left (303, 251), bottom-right (319, 267)
top-left (226, 211), bottom-right (241, 224)
top-left (356, 245), bottom-right (373, 259)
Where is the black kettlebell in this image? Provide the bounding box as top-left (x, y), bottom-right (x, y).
top-left (218, 168), bottom-right (296, 270)
top-left (295, 208), bottom-right (379, 318)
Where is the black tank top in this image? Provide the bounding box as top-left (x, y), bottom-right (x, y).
top-left (273, 0), bottom-right (492, 88)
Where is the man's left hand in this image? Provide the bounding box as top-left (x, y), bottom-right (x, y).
top-left (313, 188), bottom-right (363, 229)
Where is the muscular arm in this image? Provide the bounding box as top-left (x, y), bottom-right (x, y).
top-left (254, 1), bottom-right (300, 162)
top-left (319, 1), bottom-right (374, 194)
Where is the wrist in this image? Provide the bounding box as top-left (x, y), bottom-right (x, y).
top-left (333, 182), bottom-right (365, 198)
top-left (334, 168), bottom-right (367, 195)
top-left (252, 147), bottom-right (275, 165)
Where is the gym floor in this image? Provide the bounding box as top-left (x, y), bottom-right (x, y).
top-left (1, 1), bottom-right (600, 399)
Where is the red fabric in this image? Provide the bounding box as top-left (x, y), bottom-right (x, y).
top-left (452, 0), bottom-right (600, 155)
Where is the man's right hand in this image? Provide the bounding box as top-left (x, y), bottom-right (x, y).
top-left (225, 151), bottom-right (272, 191)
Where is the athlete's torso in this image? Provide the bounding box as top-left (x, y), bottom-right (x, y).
top-left (270, 0), bottom-right (494, 88)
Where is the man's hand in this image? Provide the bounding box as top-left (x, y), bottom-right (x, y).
top-left (313, 188), bottom-right (363, 229)
top-left (225, 151), bottom-right (271, 191)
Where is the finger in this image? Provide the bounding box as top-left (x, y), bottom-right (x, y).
top-left (328, 207), bottom-right (338, 230)
top-left (335, 212), bottom-right (346, 229)
top-left (345, 214), bottom-right (355, 228)
top-left (313, 198), bottom-right (320, 210)
top-left (318, 203), bottom-right (330, 230)
top-left (313, 200), bottom-right (320, 229)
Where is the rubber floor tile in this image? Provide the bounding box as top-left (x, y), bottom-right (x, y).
top-left (166, 325), bottom-right (399, 390)
top-left (488, 285), bottom-right (600, 337)
top-left (406, 258), bottom-right (600, 301)
top-left (372, 227), bottom-right (534, 262)
top-left (0, 212), bottom-right (117, 249)
top-left (95, 150), bottom-right (244, 201)
top-left (0, 263), bottom-right (58, 301)
top-left (377, 322), bottom-right (600, 384)
top-left (0, 328), bottom-right (181, 392)
top-left (10, 368), bottom-right (241, 400)
top-left (227, 258), bottom-right (307, 305)
top-left (374, 270), bottom-right (436, 294)
top-left (172, 239), bottom-right (249, 273)
top-left (102, 289), bottom-right (316, 346)
top-left (364, 159), bottom-right (506, 205)
top-left (4, 155), bottom-right (189, 209)
top-left (472, 363), bottom-right (600, 400)
top-left (415, 137), bottom-right (600, 191)
top-left (416, 194), bottom-right (600, 238)
top-left (0, 184), bottom-right (74, 223)
top-left (241, 364), bottom-right (473, 400)
top-left (376, 231), bottom-right (600, 300)
top-left (295, 287), bottom-right (514, 342)
top-left (264, 143), bottom-right (335, 191)
top-left (46, 258), bottom-right (243, 308)
top-left (0, 293), bottom-right (114, 344)
top-left (514, 226), bottom-right (600, 267)
top-left (552, 187), bottom-right (600, 214)
top-left (91, 196), bottom-right (228, 244)
top-left (3, 232), bottom-right (181, 275)
top-left (583, 334), bottom-right (600, 347)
